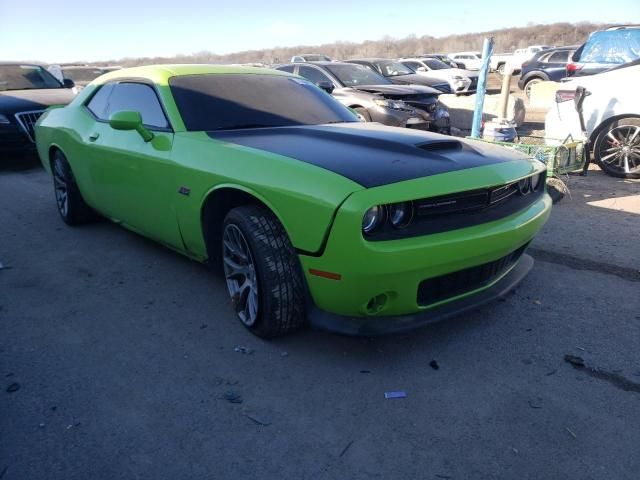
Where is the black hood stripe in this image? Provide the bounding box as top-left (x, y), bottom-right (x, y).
top-left (208, 123), bottom-right (521, 188)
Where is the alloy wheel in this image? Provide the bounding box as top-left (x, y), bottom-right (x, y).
top-left (222, 224), bottom-right (259, 326)
top-left (53, 159), bottom-right (69, 218)
top-left (598, 125), bottom-right (640, 175)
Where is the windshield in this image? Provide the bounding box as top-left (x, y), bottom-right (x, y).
top-left (424, 59), bottom-right (450, 70)
top-left (373, 60), bottom-right (414, 77)
top-left (0, 65), bottom-right (62, 91)
top-left (580, 29), bottom-right (640, 65)
top-left (169, 73), bottom-right (358, 131)
top-left (325, 64), bottom-right (391, 87)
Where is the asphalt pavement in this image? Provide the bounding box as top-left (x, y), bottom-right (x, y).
top-left (1, 156), bottom-right (639, 480)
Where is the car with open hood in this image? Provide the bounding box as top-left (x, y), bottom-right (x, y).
top-left (1, 62), bottom-right (76, 153)
top-left (36, 64), bottom-right (551, 337)
top-left (276, 61), bottom-right (450, 134)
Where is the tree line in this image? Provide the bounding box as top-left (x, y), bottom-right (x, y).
top-left (92, 22), bottom-right (606, 67)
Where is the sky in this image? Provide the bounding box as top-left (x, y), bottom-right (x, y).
top-left (1, 0), bottom-right (639, 63)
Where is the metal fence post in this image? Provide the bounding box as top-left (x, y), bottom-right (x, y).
top-left (470, 37), bottom-right (494, 138)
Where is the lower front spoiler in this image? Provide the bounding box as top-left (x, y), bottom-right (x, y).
top-left (308, 254), bottom-right (534, 336)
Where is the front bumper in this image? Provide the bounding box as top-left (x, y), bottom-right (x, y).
top-left (0, 124), bottom-right (34, 153)
top-left (299, 162), bottom-right (551, 332)
top-left (309, 253), bottom-right (534, 335)
top-left (369, 105), bottom-right (430, 130)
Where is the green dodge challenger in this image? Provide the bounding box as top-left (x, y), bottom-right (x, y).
top-left (35, 64), bottom-right (551, 337)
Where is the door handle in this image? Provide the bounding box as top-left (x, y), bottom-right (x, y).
top-left (88, 132), bottom-right (100, 142)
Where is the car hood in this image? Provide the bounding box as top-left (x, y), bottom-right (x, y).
top-left (349, 83), bottom-right (441, 96)
top-left (387, 74), bottom-right (446, 88)
top-left (0, 88), bottom-right (76, 114)
top-left (207, 122), bottom-right (524, 188)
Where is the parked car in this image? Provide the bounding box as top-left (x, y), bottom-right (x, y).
top-left (49, 65), bottom-right (123, 89)
top-left (35, 64), bottom-right (551, 337)
top-left (448, 52), bottom-right (484, 70)
top-left (400, 58), bottom-right (478, 94)
top-left (491, 45), bottom-right (554, 74)
top-left (545, 61), bottom-right (640, 178)
top-left (346, 58), bottom-right (453, 93)
top-left (291, 54), bottom-right (333, 63)
top-left (419, 54), bottom-right (464, 69)
top-left (518, 46), bottom-right (577, 98)
top-left (0, 62), bottom-right (76, 154)
top-left (567, 25), bottom-right (640, 77)
top-left (276, 62), bottom-right (450, 134)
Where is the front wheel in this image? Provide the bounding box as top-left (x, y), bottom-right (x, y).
top-left (354, 107), bottom-right (371, 122)
top-left (593, 117), bottom-right (640, 179)
top-left (497, 64), bottom-right (505, 75)
top-left (222, 205), bottom-right (306, 338)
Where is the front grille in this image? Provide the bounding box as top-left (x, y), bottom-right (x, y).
top-left (14, 110), bottom-right (46, 143)
top-left (417, 244), bottom-right (528, 306)
top-left (368, 173), bottom-right (545, 241)
top-left (468, 77), bottom-right (478, 91)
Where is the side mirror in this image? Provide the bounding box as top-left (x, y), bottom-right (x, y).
top-left (416, 67), bottom-right (427, 72)
top-left (317, 81), bottom-right (335, 94)
top-left (109, 110), bottom-right (154, 142)
top-left (62, 78), bottom-right (75, 89)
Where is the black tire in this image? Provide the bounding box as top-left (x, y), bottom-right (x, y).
top-left (593, 117), bottom-right (640, 179)
top-left (51, 151), bottom-right (96, 225)
top-left (546, 177), bottom-right (568, 204)
top-left (221, 205), bottom-right (305, 338)
top-left (354, 107), bottom-right (371, 122)
top-left (497, 63), bottom-right (505, 75)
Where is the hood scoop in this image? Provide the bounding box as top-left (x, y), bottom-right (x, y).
top-left (417, 140), bottom-right (462, 152)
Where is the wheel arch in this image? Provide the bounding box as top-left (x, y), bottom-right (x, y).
top-left (522, 72), bottom-right (548, 84)
top-left (588, 113), bottom-right (640, 148)
top-left (47, 144), bottom-right (65, 173)
top-left (200, 184), bottom-right (292, 265)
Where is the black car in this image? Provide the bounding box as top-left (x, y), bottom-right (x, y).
top-left (1, 62), bottom-right (76, 154)
top-left (568, 25), bottom-right (640, 77)
top-left (347, 58), bottom-right (452, 93)
top-left (275, 62), bottom-right (450, 134)
top-left (517, 47), bottom-right (577, 98)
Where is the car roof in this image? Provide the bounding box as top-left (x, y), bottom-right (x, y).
top-left (92, 64), bottom-right (287, 85)
top-left (348, 58), bottom-right (392, 62)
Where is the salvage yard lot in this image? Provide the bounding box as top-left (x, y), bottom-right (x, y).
top-left (1, 156), bottom-right (639, 479)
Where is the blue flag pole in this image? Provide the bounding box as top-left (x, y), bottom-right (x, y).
top-left (470, 37), bottom-right (494, 138)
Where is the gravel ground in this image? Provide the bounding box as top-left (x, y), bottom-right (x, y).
top-left (1, 155), bottom-right (639, 480)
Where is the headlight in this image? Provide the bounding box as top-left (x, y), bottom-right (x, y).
top-left (362, 205), bottom-right (386, 234)
top-left (517, 177), bottom-right (531, 194)
top-left (530, 173), bottom-right (543, 191)
top-left (0, 114), bottom-right (11, 125)
top-left (373, 98), bottom-right (407, 110)
top-left (388, 202), bottom-right (414, 229)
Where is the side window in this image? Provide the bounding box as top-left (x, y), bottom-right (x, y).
top-left (547, 51), bottom-right (569, 63)
top-left (86, 84), bottom-right (114, 119)
top-left (404, 61), bottom-right (422, 70)
top-left (297, 66), bottom-right (332, 86)
top-left (277, 65), bottom-right (295, 73)
top-left (106, 82), bottom-right (169, 129)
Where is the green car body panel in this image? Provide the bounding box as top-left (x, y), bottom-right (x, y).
top-left (35, 64), bottom-right (551, 331)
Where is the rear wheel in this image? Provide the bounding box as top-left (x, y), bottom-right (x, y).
top-left (497, 63), bottom-right (506, 75)
top-left (524, 78), bottom-right (543, 99)
top-left (222, 205), bottom-right (305, 338)
top-left (593, 117), bottom-right (640, 179)
top-left (51, 151), bottom-right (96, 225)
